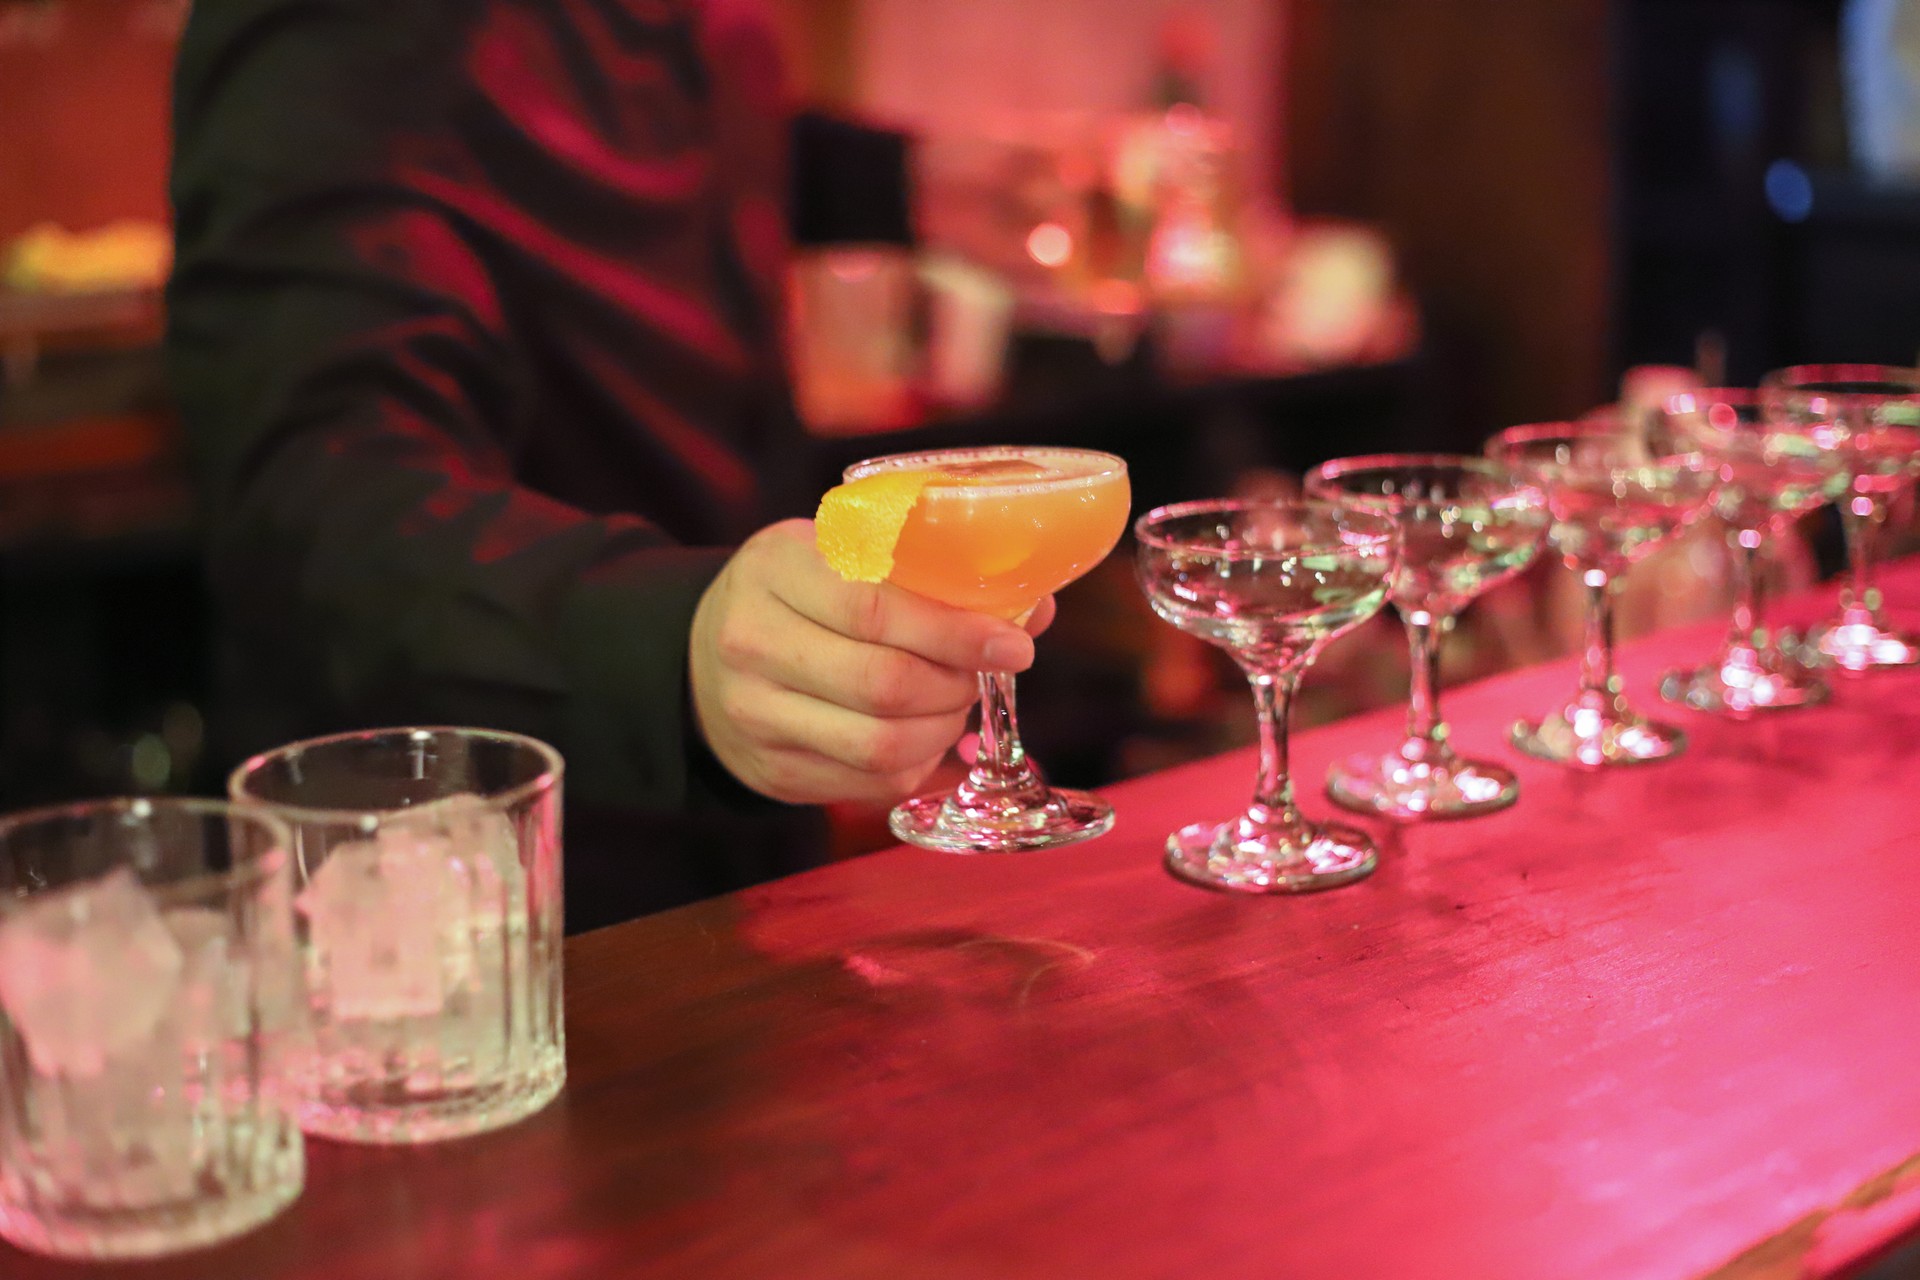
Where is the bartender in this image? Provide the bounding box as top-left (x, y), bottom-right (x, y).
top-left (167, 0), bottom-right (1045, 929)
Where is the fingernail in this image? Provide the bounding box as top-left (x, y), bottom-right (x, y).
top-left (981, 633), bottom-right (1031, 672)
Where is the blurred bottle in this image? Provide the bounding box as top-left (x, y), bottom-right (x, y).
top-left (1144, 106), bottom-right (1244, 307)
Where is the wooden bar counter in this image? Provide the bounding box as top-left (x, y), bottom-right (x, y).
top-left (15, 562), bottom-right (1920, 1280)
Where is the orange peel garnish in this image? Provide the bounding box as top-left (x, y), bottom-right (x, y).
top-left (814, 469), bottom-right (936, 583)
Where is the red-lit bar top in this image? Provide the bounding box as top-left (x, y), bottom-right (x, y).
top-left (17, 560), bottom-right (1920, 1280)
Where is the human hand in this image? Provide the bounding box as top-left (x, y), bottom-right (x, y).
top-left (689, 519), bottom-right (1054, 805)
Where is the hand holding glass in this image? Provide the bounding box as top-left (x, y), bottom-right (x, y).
top-left (1305, 454), bottom-right (1546, 818)
top-left (1135, 499), bottom-right (1396, 892)
top-left (837, 447), bottom-right (1131, 853)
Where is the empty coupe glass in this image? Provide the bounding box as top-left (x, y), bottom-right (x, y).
top-left (1305, 455), bottom-right (1547, 818)
top-left (1487, 422), bottom-right (1717, 766)
top-left (1759, 364), bottom-right (1920, 671)
top-left (1135, 499), bottom-right (1397, 892)
top-left (1659, 388), bottom-right (1850, 713)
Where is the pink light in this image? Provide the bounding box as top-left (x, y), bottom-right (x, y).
top-left (1026, 222), bottom-right (1073, 269)
top-left (829, 255), bottom-right (879, 282)
top-left (1164, 102), bottom-right (1206, 136)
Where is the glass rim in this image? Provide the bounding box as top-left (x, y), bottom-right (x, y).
top-left (1760, 363), bottom-right (1920, 396)
top-left (1306, 452), bottom-right (1526, 498)
top-left (1665, 389), bottom-right (1770, 438)
top-left (0, 796), bottom-right (293, 907)
top-left (1488, 419), bottom-right (1634, 449)
top-left (227, 724), bottom-right (564, 825)
top-left (1666, 387), bottom-right (1758, 412)
top-left (1488, 419), bottom-right (1708, 467)
top-left (1133, 496), bottom-right (1398, 556)
top-left (843, 445), bottom-right (1128, 496)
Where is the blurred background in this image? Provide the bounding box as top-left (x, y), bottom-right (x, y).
top-left (2, 0), bottom-right (1917, 843)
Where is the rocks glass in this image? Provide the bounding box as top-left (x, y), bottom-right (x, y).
top-left (1487, 422), bottom-right (1716, 766)
top-left (1659, 388), bottom-right (1849, 713)
top-left (1305, 454), bottom-right (1547, 818)
top-left (0, 799), bottom-right (304, 1259)
top-left (230, 727), bottom-right (565, 1144)
top-left (1135, 499), bottom-right (1397, 892)
top-left (1760, 364), bottom-right (1920, 672)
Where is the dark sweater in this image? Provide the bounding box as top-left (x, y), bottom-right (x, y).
top-left (168, 0), bottom-right (825, 930)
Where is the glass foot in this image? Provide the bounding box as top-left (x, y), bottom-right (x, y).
top-left (298, 1058), bottom-right (566, 1144)
top-left (0, 1156), bottom-right (304, 1261)
top-left (1327, 749), bottom-right (1518, 820)
top-left (889, 787), bottom-right (1114, 853)
top-left (1164, 818), bottom-right (1377, 894)
top-left (1802, 619), bottom-right (1920, 673)
top-left (1660, 647), bottom-right (1829, 716)
top-left (1511, 705), bottom-right (1686, 768)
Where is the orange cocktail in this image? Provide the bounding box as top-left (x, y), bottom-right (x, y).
top-left (821, 445), bottom-right (1130, 854)
top-left (845, 447), bottom-right (1131, 619)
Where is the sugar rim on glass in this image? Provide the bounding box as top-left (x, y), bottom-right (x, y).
top-left (0, 796), bottom-right (293, 909)
top-left (227, 725), bottom-right (564, 829)
top-left (843, 446), bottom-right (1127, 497)
top-left (1133, 497), bottom-right (1398, 560)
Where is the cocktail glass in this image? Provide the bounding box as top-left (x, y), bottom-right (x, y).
top-left (1759, 364), bottom-right (1920, 672)
top-left (230, 727), bottom-right (565, 1143)
top-left (1487, 422), bottom-right (1717, 766)
top-left (1659, 388), bottom-right (1850, 713)
top-left (843, 447), bottom-right (1131, 853)
top-left (1134, 499), bottom-right (1397, 892)
top-left (1304, 455), bottom-right (1547, 818)
top-left (0, 798), bottom-right (304, 1260)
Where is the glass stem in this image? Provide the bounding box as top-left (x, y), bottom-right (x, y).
top-left (1402, 611), bottom-right (1455, 759)
top-left (1578, 569), bottom-right (1621, 706)
top-left (964, 671), bottom-right (1041, 795)
top-left (1726, 531), bottom-right (1763, 650)
top-left (1246, 668), bottom-right (1303, 831)
top-left (1839, 497), bottom-right (1883, 621)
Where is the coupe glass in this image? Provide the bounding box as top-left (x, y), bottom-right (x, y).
top-left (1759, 364), bottom-right (1920, 672)
top-left (0, 799), bottom-right (304, 1260)
top-left (230, 727), bottom-right (566, 1144)
top-left (1135, 499), bottom-right (1397, 892)
top-left (1659, 388), bottom-right (1850, 713)
top-left (1487, 422), bottom-right (1716, 767)
top-left (1305, 455), bottom-right (1547, 818)
top-left (843, 447), bottom-right (1132, 852)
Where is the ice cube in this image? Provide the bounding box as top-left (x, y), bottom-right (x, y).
top-left (163, 907), bottom-right (253, 1052)
top-left (390, 793), bottom-right (524, 927)
top-left (389, 795), bottom-right (530, 1026)
top-left (297, 834), bottom-right (452, 1020)
top-left (384, 796), bottom-right (531, 1069)
top-left (30, 1037), bottom-right (196, 1211)
top-left (0, 867), bottom-right (183, 1077)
